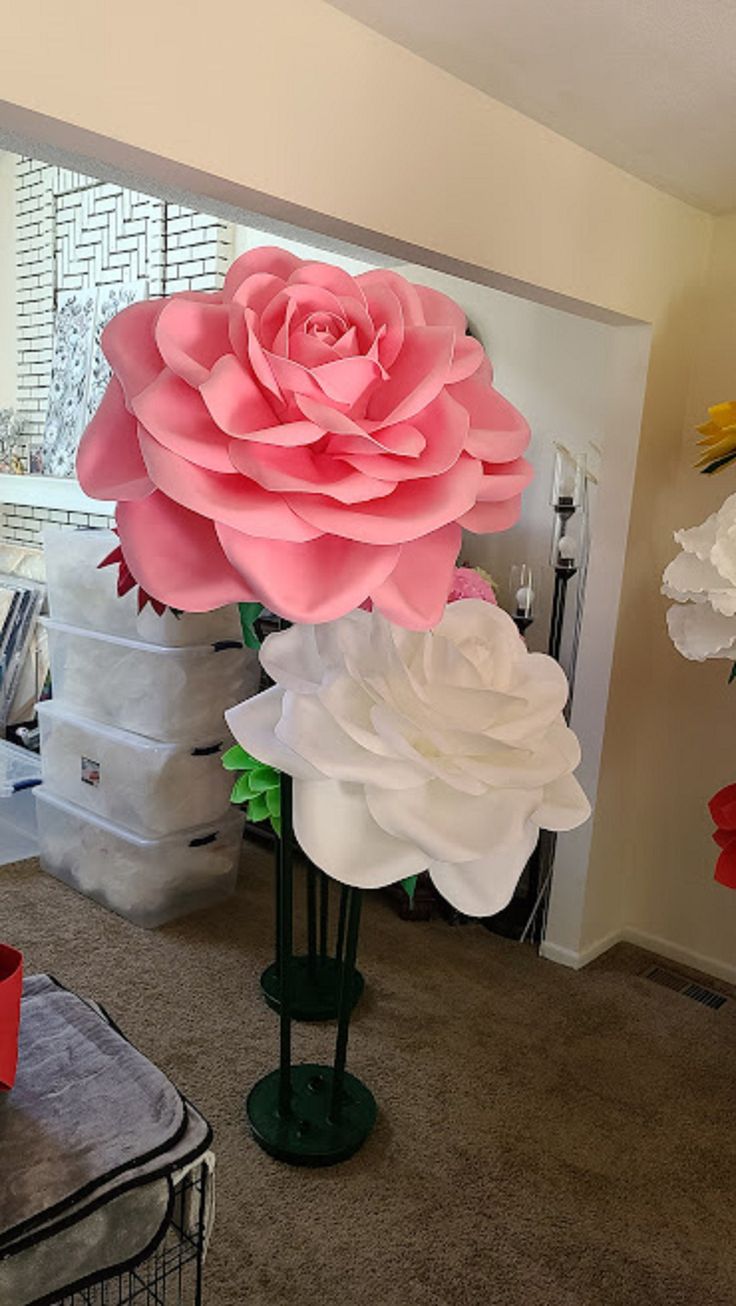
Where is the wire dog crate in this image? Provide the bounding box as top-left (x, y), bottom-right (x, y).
top-left (55, 1162), bottom-right (210, 1306)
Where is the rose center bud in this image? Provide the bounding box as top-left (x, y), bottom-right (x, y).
top-left (304, 311), bottom-right (348, 347)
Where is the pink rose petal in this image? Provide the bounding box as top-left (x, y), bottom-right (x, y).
top-left (358, 270), bottom-right (425, 328)
top-left (447, 335), bottom-right (485, 383)
top-left (290, 452), bottom-right (482, 544)
top-left (228, 440), bottom-right (396, 505)
top-left (415, 284), bottom-right (467, 334)
top-left (366, 326), bottom-right (454, 425)
top-left (200, 354), bottom-right (282, 437)
top-left (450, 376), bottom-right (530, 462)
top-left (370, 523), bottom-right (461, 629)
top-left (289, 262), bottom-right (367, 303)
top-left (223, 247), bottom-right (303, 301)
top-left (77, 379), bottom-right (153, 500)
top-left (155, 297), bottom-right (231, 388)
top-left (267, 351), bottom-right (383, 408)
top-left (341, 391), bottom-right (467, 481)
top-left (138, 429), bottom-right (322, 541)
top-left (101, 300), bottom-right (164, 402)
top-left (216, 526), bottom-right (400, 624)
top-left (230, 272), bottom-right (288, 316)
top-left (133, 372), bottom-right (238, 474)
top-left (359, 282), bottom-right (405, 369)
top-left (458, 495), bottom-right (523, 533)
top-left (476, 457), bottom-right (534, 502)
top-left (326, 422), bottom-right (426, 459)
top-left (117, 492), bottom-right (255, 611)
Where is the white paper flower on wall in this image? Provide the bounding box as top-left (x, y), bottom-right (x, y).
top-left (226, 601), bottom-right (590, 916)
top-left (662, 493), bottom-right (736, 660)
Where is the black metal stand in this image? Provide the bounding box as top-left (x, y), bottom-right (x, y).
top-left (246, 775), bottom-right (376, 1166)
top-left (486, 535), bottom-right (579, 944)
top-left (260, 859), bottom-right (364, 1022)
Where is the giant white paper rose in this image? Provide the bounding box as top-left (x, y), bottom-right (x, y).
top-left (662, 492), bottom-right (736, 660)
top-left (226, 601), bottom-right (590, 915)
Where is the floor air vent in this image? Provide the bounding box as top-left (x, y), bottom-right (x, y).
top-left (644, 966), bottom-right (727, 1010)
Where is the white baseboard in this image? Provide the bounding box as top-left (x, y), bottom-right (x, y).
top-left (540, 929), bottom-right (622, 971)
top-left (622, 928), bottom-right (736, 986)
top-left (541, 926), bottom-right (736, 985)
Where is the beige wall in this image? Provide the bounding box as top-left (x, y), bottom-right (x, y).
top-left (0, 150), bottom-right (16, 408)
top-left (590, 212), bottom-right (736, 978)
top-left (1, 0), bottom-right (730, 970)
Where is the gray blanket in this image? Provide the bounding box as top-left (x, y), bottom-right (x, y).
top-left (0, 975), bottom-right (213, 1305)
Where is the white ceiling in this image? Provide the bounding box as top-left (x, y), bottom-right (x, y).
top-left (326, 0), bottom-right (736, 212)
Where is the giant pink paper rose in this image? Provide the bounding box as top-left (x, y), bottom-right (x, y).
top-left (77, 248), bottom-right (531, 627)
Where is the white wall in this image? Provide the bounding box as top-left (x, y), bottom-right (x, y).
top-left (0, 150), bottom-right (17, 408)
top-left (233, 223), bottom-right (376, 279)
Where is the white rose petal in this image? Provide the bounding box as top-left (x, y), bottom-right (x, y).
top-left (294, 778), bottom-right (426, 886)
top-left (428, 832), bottom-right (539, 917)
top-left (666, 602), bottom-right (736, 661)
top-left (663, 493), bottom-right (736, 660)
top-left (228, 600), bottom-right (590, 916)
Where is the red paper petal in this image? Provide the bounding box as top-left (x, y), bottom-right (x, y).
top-left (709, 783), bottom-right (736, 830)
top-left (715, 845), bottom-right (736, 889)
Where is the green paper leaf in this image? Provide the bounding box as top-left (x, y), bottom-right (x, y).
top-left (270, 814), bottom-right (282, 837)
top-left (401, 875), bottom-right (418, 904)
top-left (248, 765), bottom-right (280, 794)
top-left (238, 601), bottom-right (264, 649)
top-left (248, 793), bottom-right (270, 823)
top-left (230, 773), bottom-right (257, 805)
top-left (265, 786), bottom-right (281, 819)
top-left (222, 744), bottom-right (252, 772)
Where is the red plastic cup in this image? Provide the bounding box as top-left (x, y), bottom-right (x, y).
top-left (0, 944), bottom-right (23, 1091)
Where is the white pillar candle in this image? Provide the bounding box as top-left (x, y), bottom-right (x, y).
top-left (557, 535), bottom-right (577, 563)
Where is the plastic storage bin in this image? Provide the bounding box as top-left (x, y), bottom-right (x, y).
top-left (42, 618), bottom-right (259, 743)
top-left (35, 787), bottom-right (244, 928)
top-left (37, 700), bottom-right (235, 838)
top-left (0, 740), bottom-right (41, 865)
top-left (43, 527), bottom-right (242, 647)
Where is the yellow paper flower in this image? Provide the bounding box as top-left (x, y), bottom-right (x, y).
top-left (695, 402), bottom-right (736, 475)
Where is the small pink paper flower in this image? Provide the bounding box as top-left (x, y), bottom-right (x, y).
top-left (448, 566), bottom-right (497, 605)
top-left (78, 248), bottom-right (531, 627)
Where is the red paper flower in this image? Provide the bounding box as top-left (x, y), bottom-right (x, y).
top-left (99, 543), bottom-right (168, 615)
top-left (77, 248), bottom-right (531, 628)
top-left (708, 783), bottom-right (736, 888)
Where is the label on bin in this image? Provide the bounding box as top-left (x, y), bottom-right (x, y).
top-left (81, 756), bottom-right (101, 787)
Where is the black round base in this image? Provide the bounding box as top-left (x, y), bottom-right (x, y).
top-left (246, 1063), bottom-right (377, 1166)
top-left (260, 956), bottom-right (364, 1022)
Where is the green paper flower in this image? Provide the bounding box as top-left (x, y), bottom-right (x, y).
top-left (222, 744), bottom-right (281, 835)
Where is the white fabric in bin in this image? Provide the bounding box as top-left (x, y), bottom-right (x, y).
top-left (35, 788), bottom-right (243, 928)
top-left (41, 617), bottom-right (259, 743)
top-left (43, 525), bottom-right (242, 647)
top-left (37, 700), bottom-right (233, 838)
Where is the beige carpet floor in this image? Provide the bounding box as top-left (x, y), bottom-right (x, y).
top-left (2, 846), bottom-right (736, 1306)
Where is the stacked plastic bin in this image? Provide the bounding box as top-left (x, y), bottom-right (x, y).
top-left (35, 528), bottom-right (259, 927)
